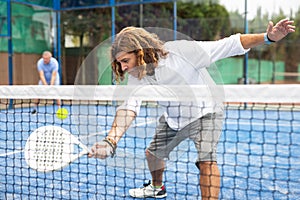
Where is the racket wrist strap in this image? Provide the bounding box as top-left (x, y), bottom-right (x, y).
top-left (103, 137), bottom-right (117, 157)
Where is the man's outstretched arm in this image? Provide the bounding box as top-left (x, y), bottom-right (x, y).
top-left (240, 18), bottom-right (295, 49)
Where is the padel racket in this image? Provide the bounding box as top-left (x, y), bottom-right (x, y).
top-left (24, 125), bottom-right (90, 172)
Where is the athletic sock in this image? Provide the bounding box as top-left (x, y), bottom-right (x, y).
top-left (151, 183), bottom-right (163, 189)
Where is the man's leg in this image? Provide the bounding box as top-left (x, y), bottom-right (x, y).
top-left (128, 149), bottom-right (167, 198)
top-left (198, 161), bottom-right (220, 200)
top-left (129, 115), bottom-right (177, 198)
top-left (191, 113), bottom-right (223, 199)
top-left (145, 149), bottom-right (165, 186)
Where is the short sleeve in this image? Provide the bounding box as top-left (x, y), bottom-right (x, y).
top-left (116, 99), bottom-right (141, 115)
top-left (37, 59), bottom-right (43, 72)
top-left (115, 75), bottom-right (142, 115)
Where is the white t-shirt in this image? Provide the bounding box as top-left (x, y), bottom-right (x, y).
top-left (117, 34), bottom-right (249, 130)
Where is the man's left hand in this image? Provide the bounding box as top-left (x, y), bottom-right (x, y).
top-left (267, 18), bottom-right (295, 42)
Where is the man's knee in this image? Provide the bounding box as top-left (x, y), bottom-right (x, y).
top-left (196, 161), bottom-right (217, 171)
top-left (145, 149), bottom-right (162, 162)
top-left (145, 149), bottom-right (154, 160)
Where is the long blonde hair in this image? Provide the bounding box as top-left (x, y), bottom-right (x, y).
top-left (111, 27), bottom-right (168, 82)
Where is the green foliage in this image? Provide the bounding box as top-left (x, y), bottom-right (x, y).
top-left (62, 8), bottom-right (111, 45)
top-left (177, 2), bottom-right (230, 40)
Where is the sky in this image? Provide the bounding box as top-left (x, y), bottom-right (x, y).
top-left (219, 0), bottom-right (300, 19)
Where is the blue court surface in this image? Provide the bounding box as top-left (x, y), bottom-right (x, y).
top-left (0, 104), bottom-right (299, 200)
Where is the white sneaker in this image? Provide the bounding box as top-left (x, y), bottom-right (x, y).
top-left (129, 180), bottom-right (167, 198)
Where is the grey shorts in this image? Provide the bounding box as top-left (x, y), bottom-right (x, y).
top-left (147, 112), bottom-right (224, 163)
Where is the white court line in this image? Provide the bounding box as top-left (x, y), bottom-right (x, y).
top-left (132, 118), bottom-right (157, 127)
top-left (0, 149), bottom-right (23, 157)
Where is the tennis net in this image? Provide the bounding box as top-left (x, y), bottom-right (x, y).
top-left (0, 85), bottom-right (299, 200)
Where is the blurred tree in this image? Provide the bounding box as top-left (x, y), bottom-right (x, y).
top-left (94, 2), bottom-right (230, 41)
top-left (282, 8), bottom-right (300, 81)
top-left (176, 2), bottom-right (230, 40)
top-left (60, 2), bottom-right (300, 83)
top-left (115, 3), bottom-right (174, 31)
top-left (61, 8), bottom-right (111, 72)
top-left (62, 8), bottom-right (111, 47)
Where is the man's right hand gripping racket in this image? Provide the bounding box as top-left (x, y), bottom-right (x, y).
top-left (24, 126), bottom-right (90, 172)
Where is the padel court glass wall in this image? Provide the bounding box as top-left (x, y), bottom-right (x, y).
top-left (0, 0), bottom-right (177, 85)
top-left (1, 0), bottom-right (299, 86)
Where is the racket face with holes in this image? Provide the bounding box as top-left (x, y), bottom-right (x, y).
top-left (24, 126), bottom-right (89, 172)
